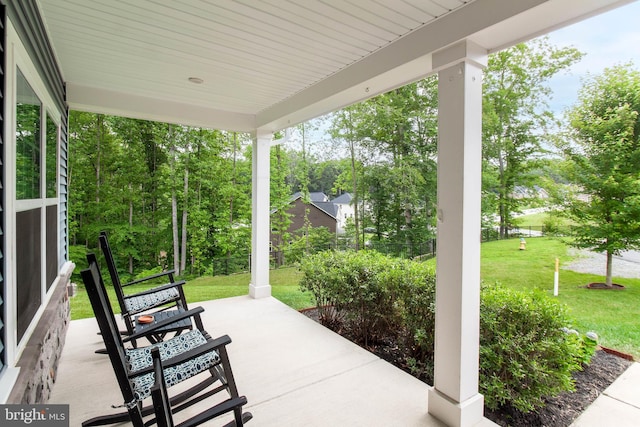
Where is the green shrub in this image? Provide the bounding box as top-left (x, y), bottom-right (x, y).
top-left (381, 259), bottom-right (437, 382)
top-left (479, 284), bottom-right (583, 412)
top-left (542, 215), bottom-right (564, 236)
top-left (563, 328), bottom-right (598, 366)
top-left (285, 226), bottom-right (334, 264)
top-left (297, 250), bottom-right (349, 330)
top-left (299, 250), bottom-right (403, 345)
top-left (300, 251), bottom-right (590, 413)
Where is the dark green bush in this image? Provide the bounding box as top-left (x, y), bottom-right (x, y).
top-left (297, 250), bottom-right (349, 330)
top-left (299, 250), bottom-right (592, 413)
top-left (299, 250), bottom-right (401, 345)
top-left (479, 284), bottom-right (584, 412)
top-left (337, 251), bottom-right (399, 345)
top-left (381, 259), bottom-right (436, 382)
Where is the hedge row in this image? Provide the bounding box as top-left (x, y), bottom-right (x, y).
top-left (298, 250), bottom-right (595, 413)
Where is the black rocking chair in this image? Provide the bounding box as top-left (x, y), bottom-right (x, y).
top-left (81, 256), bottom-right (252, 427)
top-left (97, 231), bottom-right (194, 345)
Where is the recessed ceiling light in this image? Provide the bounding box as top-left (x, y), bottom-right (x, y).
top-left (188, 77), bottom-right (204, 84)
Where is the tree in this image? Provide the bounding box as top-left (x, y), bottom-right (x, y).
top-left (68, 111), bottom-right (256, 279)
top-left (330, 107), bottom-right (365, 250)
top-left (297, 122), bottom-right (314, 254)
top-left (561, 64), bottom-right (640, 287)
top-left (108, 116), bottom-right (161, 273)
top-left (329, 78), bottom-right (439, 252)
top-left (270, 141), bottom-right (293, 267)
top-left (483, 37), bottom-right (583, 237)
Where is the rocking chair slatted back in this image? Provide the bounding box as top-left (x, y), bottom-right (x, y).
top-left (81, 255), bottom-right (252, 427)
top-left (97, 231), bottom-right (193, 345)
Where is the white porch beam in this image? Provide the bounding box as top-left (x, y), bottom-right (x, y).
top-left (428, 41), bottom-right (487, 427)
top-left (254, 0), bottom-right (548, 133)
top-left (66, 83), bottom-right (256, 132)
top-left (249, 130), bottom-right (272, 299)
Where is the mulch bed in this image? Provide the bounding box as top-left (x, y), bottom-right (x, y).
top-left (301, 307), bottom-right (633, 427)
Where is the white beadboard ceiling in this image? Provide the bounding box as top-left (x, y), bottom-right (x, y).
top-left (36, 0), bottom-right (631, 132)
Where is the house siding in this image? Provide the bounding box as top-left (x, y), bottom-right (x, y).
top-left (288, 199), bottom-right (337, 235)
top-left (58, 114), bottom-right (68, 268)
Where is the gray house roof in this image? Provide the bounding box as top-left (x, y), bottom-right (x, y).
top-left (312, 201), bottom-right (339, 219)
top-left (290, 192), bottom-right (329, 203)
top-left (331, 193), bottom-right (353, 204)
top-left (283, 192), bottom-right (339, 219)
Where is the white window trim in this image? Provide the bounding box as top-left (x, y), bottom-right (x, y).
top-left (3, 19), bottom-right (64, 378)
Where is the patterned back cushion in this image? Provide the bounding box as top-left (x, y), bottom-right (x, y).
top-left (125, 330), bottom-right (221, 401)
top-left (124, 287), bottom-right (180, 314)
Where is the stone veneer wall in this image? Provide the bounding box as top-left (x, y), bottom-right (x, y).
top-left (7, 263), bottom-right (74, 404)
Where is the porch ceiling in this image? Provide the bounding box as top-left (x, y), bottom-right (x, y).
top-left (37, 0), bottom-right (630, 133)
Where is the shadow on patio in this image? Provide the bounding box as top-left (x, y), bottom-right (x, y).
top-left (50, 295), bottom-right (500, 426)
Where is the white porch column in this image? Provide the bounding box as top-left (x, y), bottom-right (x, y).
top-left (250, 130), bottom-right (272, 298)
top-left (428, 41), bottom-right (487, 427)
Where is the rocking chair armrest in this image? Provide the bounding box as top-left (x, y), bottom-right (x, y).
top-left (123, 307), bottom-right (205, 342)
top-left (124, 269), bottom-right (177, 286)
top-left (124, 280), bottom-right (186, 298)
top-left (129, 335), bottom-right (233, 378)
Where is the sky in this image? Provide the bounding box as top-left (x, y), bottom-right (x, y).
top-left (545, 1), bottom-right (640, 117)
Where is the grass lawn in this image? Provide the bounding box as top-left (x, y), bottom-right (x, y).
top-left (515, 211), bottom-right (579, 229)
top-left (70, 237), bottom-right (639, 358)
top-left (514, 211), bottom-right (554, 227)
top-left (481, 238), bottom-right (640, 359)
top-left (70, 267), bottom-right (314, 320)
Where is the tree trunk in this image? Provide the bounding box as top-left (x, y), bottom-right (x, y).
top-left (301, 124), bottom-right (311, 255)
top-left (95, 115), bottom-right (102, 212)
top-left (606, 249), bottom-right (614, 287)
top-left (228, 132), bottom-right (237, 261)
top-left (498, 149), bottom-right (507, 239)
top-left (171, 190), bottom-right (179, 273)
top-left (169, 126), bottom-right (180, 274)
top-left (350, 140), bottom-right (360, 251)
top-left (180, 167), bottom-right (188, 275)
top-left (129, 183), bottom-right (134, 274)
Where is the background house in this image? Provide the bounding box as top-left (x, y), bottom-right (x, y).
top-left (331, 192), bottom-right (355, 234)
top-left (271, 192), bottom-right (355, 244)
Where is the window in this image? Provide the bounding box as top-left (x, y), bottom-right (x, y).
top-left (16, 68), bottom-right (41, 200)
top-left (14, 66), bottom-right (61, 341)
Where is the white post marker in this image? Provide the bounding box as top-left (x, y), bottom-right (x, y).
top-left (554, 258), bottom-right (559, 296)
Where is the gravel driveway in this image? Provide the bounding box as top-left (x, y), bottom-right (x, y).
top-left (563, 249), bottom-right (640, 279)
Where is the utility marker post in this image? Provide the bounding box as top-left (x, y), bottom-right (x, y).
top-left (553, 258), bottom-right (559, 296)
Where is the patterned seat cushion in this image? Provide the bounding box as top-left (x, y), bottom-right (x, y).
top-left (124, 287), bottom-right (180, 315)
top-left (126, 330), bottom-right (221, 401)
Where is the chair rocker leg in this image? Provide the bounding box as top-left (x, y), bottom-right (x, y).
top-left (82, 374), bottom-right (221, 427)
top-left (220, 411), bottom-right (253, 427)
top-left (176, 396), bottom-right (251, 427)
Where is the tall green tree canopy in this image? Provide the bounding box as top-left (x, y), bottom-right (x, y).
top-left (561, 64), bottom-right (640, 287)
top-left (69, 111), bottom-right (253, 278)
top-left (328, 77), bottom-right (439, 251)
top-left (483, 37), bottom-right (583, 237)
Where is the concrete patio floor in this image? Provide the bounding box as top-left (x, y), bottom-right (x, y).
top-left (50, 295), bottom-right (500, 426)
